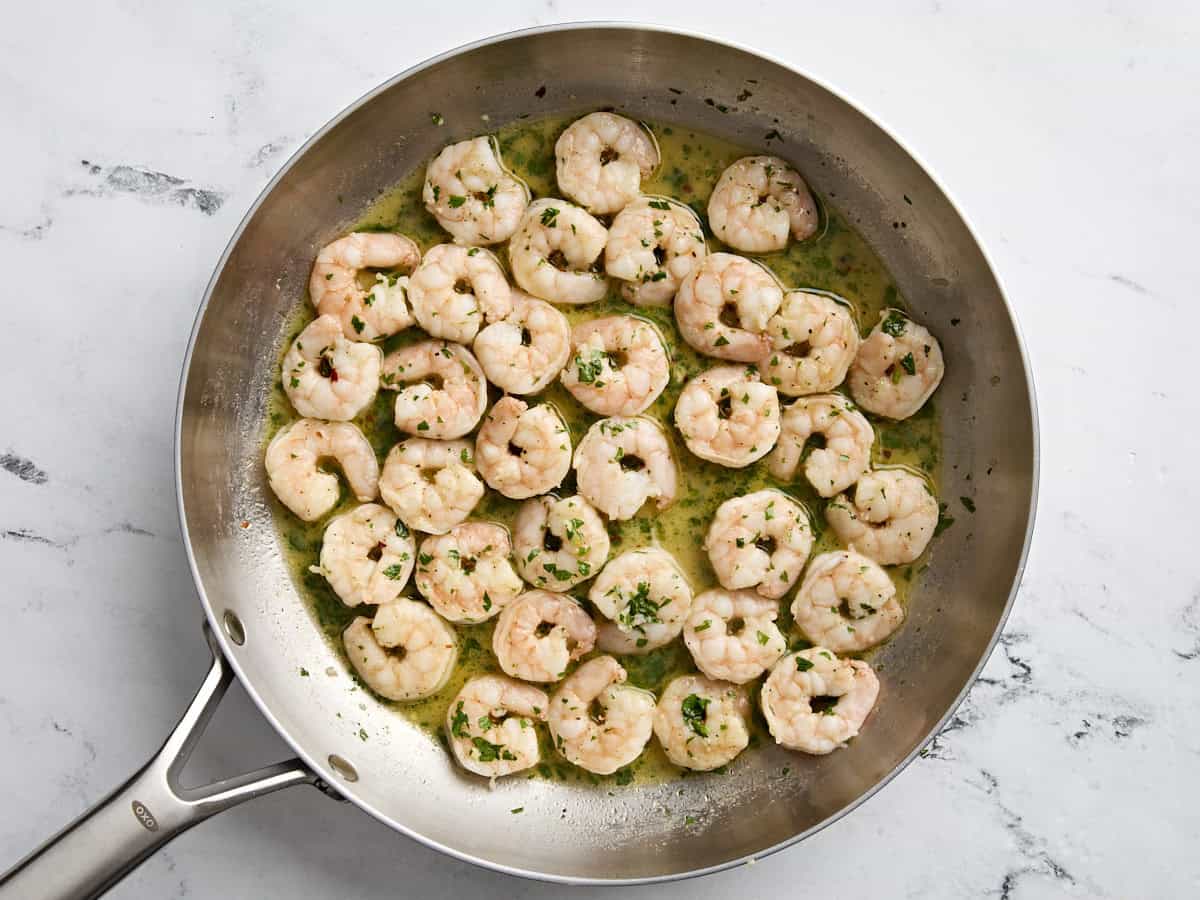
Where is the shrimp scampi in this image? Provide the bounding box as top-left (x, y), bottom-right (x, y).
top-left (424, 136), bottom-right (530, 246)
top-left (791, 551), bottom-right (903, 653)
top-left (708, 155), bottom-right (819, 253)
top-left (761, 648), bottom-right (880, 755)
top-left (683, 589), bottom-right (787, 684)
top-left (472, 290), bottom-right (571, 395)
top-left (573, 416), bottom-right (677, 520)
top-left (769, 394), bottom-right (874, 497)
top-left (591, 548), bottom-right (693, 655)
top-left (308, 231), bottom-right (420, 341)
top-left (379, 438), bottom-right (483, 535)
top-left (407, 244), bottom-right (512, 343)
top-left (848, 309), bottom-right (945, 420)
top-left (653, 675), bottom-right (751, 771)
top-left (282, 314), bottom-right (381, 421)
top-left (266, 419), bottom-right (379, 522)
top-left (759, 291), bottom-right (859, 396)
top-left (512, 494), bottom-right (610, 590)
top-left (825, 468), bottom-right (939, 565)
top-left (311, 503), bottom-right (414, 606)
top-left (381, 340), bottom-right (487, 439)
top-left (509, 199), bottom-right (609, 305)
top-left (705, 490), bottom-right (812, 600)
top-left (605, 196), bottom-right (706, 306)
top-left (674, 365), bottom-right (780, 468)
top-left (547, 656), bottom-right (655, 775)
top-left (675, 253), bottom-right (782, 362)
top-left (342, 599), bottom-right (457, 702)
top-left (447, 675), bottom-right (548, 778)
top-left (560, 315), bottom-right (670, 417)
top-left (415, 522), bottom-right (522, 624)
top-left (474, 397), bottom-right (572, 500)
top-left (555, 112), bottom-right (659, 214)
top-left (492, 590), bottom-right (596, 683)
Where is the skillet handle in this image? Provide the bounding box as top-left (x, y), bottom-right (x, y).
top-left (0, 625), bottom-right (320, 900)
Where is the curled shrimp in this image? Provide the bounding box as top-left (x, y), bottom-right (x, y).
top-left (474, 397), bottom-right (572, 500)
top-left (492, 589), bottom-right (596, 683)
top-left (759, 291), bottom-right (860, 396)
top-left (560, 315), bottom-right (670, 416)
top-left (512, 494), bottom-right (610, 590)
top-left (473, 289), bottom-right (571, 395)
top-left (769, 394), bottom-right (874, 498)
top-left (555, 112), bottom-right (659, 214)
top-left (848, 309), bottom-right (945, 420)
top-left (675, 253), bottom-right (782, 362)
top-left (653, 675), bottom-right (751, 771)
top-left (760, 648), bottom-right (880, 755)
top-left (311, 503), bottom-right (414, 606)
top-left (407, 244), bottom-right (512, 343)
top-left (266, 419), bottom-right (379, 522)
top-left (591, 548), bottom-right (693, 655)
top-left (342, 599), bottom-right (457, 702)
top-left (309, 232), bottom-right (420, 341)
top-left (446, 675), bottom-right (549, 778)
top-left (281, 314), bottom-right (381, 421)
top-left (414, 522), bottom-right (522, 624)
top-left (573, 416), bottom-right (677, 520)
top-left (423, 136), bottom-right (530, 246)
top-left (379, 438), bottom-right (483, 535)
top-left (547, 656), bottom-right (655, 775)
top-left (509, 199), bottom-right (608, 305)
top-left (605, 195), bottom-right (706, 307)
top-left (825, 468), bottom-right (939, 565)
top-left (683, 589), bottom-right (787, 685)
top-left (791, 550), bottom-right (903, 653)
top-left (674, 365), bottom-right (780, 468)
top-left (705, 490), bottom-right (813, 600)
top-left (708, 156), bottom-right (818, 253)
top-left (381, 340), bottom-right (487, 439)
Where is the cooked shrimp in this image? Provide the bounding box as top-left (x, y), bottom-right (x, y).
top-left (683, 589), bottom-right (787, 684)
top-left (760, 648), bottom-right (880, 755)
top-left (407, 244), bottom-right (512, 343)
top-left (512, 494), bottom-right (610, 590)
top-left (791, 551), bottom-right (903, 653)
top-left (446, 675), bottom-right (548, 778)
top-left (474, 397), bottom-right (571, 500)
top-left (309, 232), bottom-right (420, 341)
top-left (705, 490), bottom-right (812, 600)
top-left (560, 315), bottom-right (670, 416)
top-left (414, 522), bottom-right (522, 624)
top-left (555, 112), bottom-right (659, 214)
top-left (769, 394), bottom-right (874, 497)
top-left (342, 599), bottom-right (457, 701)
top-left (380, 340), bottom-right (487, 439)
top-left (604, 195), bottom-right (706, 306)
top-left (708, 156), bottom-right (818, 253)
top-left (848, 309), bottom-right (945, 420)
top-left (675, 253), bottom-right (782, 362)
top-left (492, 590), bottom-right (596, 683)
top-left (311, 503), bottom-right (414, 607)
top-left (825, 468), bottom-right (938, 565)
top-left (590, 548), bottom-right (692, 654)
top-left (281, 314), bottom-right (381, 421)
top-left (508, 199), bottom-right (608, 305)
top-left (265, 419), bottom-right (379, 522)
top-left (547, 656), bottom-right (655, 775)
top-left (759, 291), bottom-right (859, 396)
top-left (472, 289), bottom-right (571, 395)
top-left (423, 136), bottom-right (530, 246)
top-left (573, 416), bottom-right (677, 520)
top-left (653, 675), bottom-right (751, 771)
top-left (674, 365), bottom-right (780, 468)
top-left (379, 438), bottom-right (483, 535)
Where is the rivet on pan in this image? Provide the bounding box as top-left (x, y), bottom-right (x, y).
top-left (222, 610), bottom-right (246, 646)
top-left (328, 755), bottom-right (359, 783)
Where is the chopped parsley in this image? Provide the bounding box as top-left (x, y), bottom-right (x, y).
top-left (681, 693), bottom-right (711, 737)
top-left (881, 311), bottom-right (907, 337)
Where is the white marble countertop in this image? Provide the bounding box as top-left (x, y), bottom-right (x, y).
top-left (2, 2), bottom-right (1197, 897)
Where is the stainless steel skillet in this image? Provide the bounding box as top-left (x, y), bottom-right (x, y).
top-left (0, 22), bottom-right (1038, 898)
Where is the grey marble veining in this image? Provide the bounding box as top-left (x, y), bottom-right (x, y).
top-left (2, 2), bottom-right (1198, 897)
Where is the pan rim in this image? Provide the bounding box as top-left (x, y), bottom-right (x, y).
top-left (174, 20), bottom-right (1040, 886)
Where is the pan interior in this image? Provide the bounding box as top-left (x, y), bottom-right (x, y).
top-left (178, 26), bottom-right (1035, 882)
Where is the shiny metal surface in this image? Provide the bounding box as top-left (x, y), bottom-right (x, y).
top-left (174, 21), bottom-right (1033, 886)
